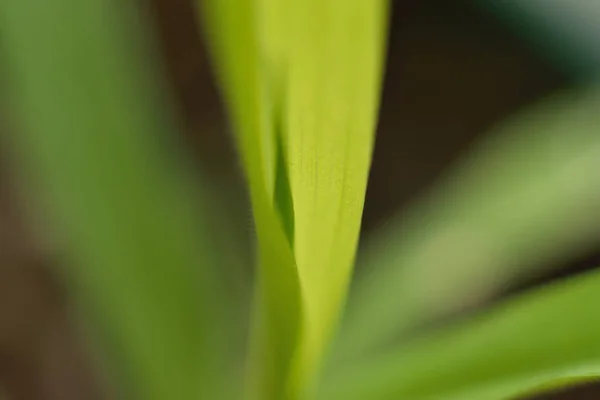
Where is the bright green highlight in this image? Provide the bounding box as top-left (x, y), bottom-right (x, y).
top-left (199, 0), bottom-right (388, 398)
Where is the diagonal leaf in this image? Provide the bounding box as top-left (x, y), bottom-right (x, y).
top-left (334, 85), bottom-right (600, 363)
top-left (0, 1), bottom-right (230, 399)
top-left (319, 267), bottom-right (600, 400)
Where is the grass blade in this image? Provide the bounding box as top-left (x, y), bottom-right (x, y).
top-left (0, 1), bottom-right (228, 398)
top-left (199, 0), bottom-right (388, 398)
top-left (320, 267), bottom-right (600, 400)
top-left (335, 85), bottom-right (600, 362)
top-left (197, 2), bottom-right (302, 398)
top-left (282, 0), bottom-right (388, 395)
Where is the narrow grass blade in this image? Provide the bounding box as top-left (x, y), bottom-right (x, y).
top-left (283, 0), bottom-right (388, 395)
top-left (199, 1), bottom-right (388, 398)
top-left (199, 1), bottom-right (277, 199)
top-left (197, 2), bottom-right (302, 398)
top-left (319, 267), bottom-right (600, 400)
top-left (200, 0), bottom-right (386, 398)
top-left (335, 85), bottom-right (600, 362)
top-left (0, 1), bottom-right (229, 399)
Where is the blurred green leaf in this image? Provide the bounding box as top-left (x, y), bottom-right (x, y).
top-left (319, 267), bottom-right (600, 400)
top-left (334, 85), bottom-right (600, 363)
top-left (0, 1), bottom-right (230, 399)
top-left (197, 2), bottom-right (302, 398)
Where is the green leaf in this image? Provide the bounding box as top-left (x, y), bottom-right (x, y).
top-left (282, 0), bottom-right (388, 396)
top-left (198, 0), bottom-right (389, 398)
top-left (334, 85), bottom-right (600, 363)
top-left (319, 267), bottom-right (600, 400)
top-left (0, 1), bottom-right (230, 399)
top-left (197, 2), bottom-right (302, 398)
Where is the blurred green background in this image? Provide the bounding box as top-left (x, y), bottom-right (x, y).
top-left (0, 0), bottom-right (598, 398)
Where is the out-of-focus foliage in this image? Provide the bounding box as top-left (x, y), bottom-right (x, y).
top-left (0, 1), bottom-right (232, 399)
top-left (483, 0), bottom-right (600, 77)
top-left (334, 85), bottom-right (600, 364)
top-left (320, 265), bottom-right (600, 400)
top-left (2, 1), bottom-right (600, 400)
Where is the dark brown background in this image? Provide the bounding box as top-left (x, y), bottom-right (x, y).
top-left (0, 0), bottom-right (598, 398)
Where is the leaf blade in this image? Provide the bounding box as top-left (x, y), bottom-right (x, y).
top-left (199, 1), bottom-right (389, 398)
top-left (0, 1), bottom-right (229, 398)
top-left (335, 85), bottom-right (600, 363)
top-left (282, 0), bottom-right (388, 394)
top-left (197, 2), bottom-right (302, 398)
top-left (320, 267), bottom-right (600, 400)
